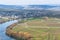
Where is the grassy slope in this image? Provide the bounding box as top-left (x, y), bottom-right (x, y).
top-left (12, 18), bottom-right (60, 40)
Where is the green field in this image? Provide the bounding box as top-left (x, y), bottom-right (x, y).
top-left (12, 18), bottom-right (60, 40)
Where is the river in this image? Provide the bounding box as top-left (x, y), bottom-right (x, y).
top-left (0, 20), bottom-right (18, 40)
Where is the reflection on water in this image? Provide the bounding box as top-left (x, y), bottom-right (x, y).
top-left (0, 20), bottom-right (18, 40)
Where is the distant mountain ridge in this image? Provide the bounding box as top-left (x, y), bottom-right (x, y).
top-left (28, 5), bottom-right (57, 8)
top-left (0, 4), bottom-right (60, 11)
top-left (0, 4), bottom-right (24, 10)
top-left (24, 5), bottom-right (60, 10)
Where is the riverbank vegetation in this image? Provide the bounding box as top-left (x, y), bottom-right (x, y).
top-left (6, 17), bottom-right (60, 40)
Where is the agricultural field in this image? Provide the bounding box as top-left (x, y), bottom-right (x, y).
top-left (12, 18), bottom-right (60, 40)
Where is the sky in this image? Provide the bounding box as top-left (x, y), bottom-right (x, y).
top-left (0, 0), bottom-right (60, 5)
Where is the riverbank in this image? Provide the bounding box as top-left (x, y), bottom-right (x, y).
top-left (0, 18), bottom-right (10, 24)
top-left (0, 21), bottom-right (5, 24)
top-left (0, 20), bottom-right (18, 40)
top-left (6, 21), bottom-right (32, 40)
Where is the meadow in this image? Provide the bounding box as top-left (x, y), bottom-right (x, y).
top-left (12, 18), bottom-right (60, 40)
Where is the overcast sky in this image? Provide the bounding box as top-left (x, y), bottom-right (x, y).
top-left (0, 0), bottom-right (60, 5)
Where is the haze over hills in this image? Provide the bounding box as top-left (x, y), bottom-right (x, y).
top-left (0, 4), bottom-right (60, 10)
top-left (28, 5), bottom-right (57, 9)
top-left (0, 4), bottom-right (24, 11)
top-left (0, 4), bottom-right (60, 18)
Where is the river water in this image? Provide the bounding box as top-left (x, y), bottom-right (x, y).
top-left (0, 20), bottom-right (18, 40)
